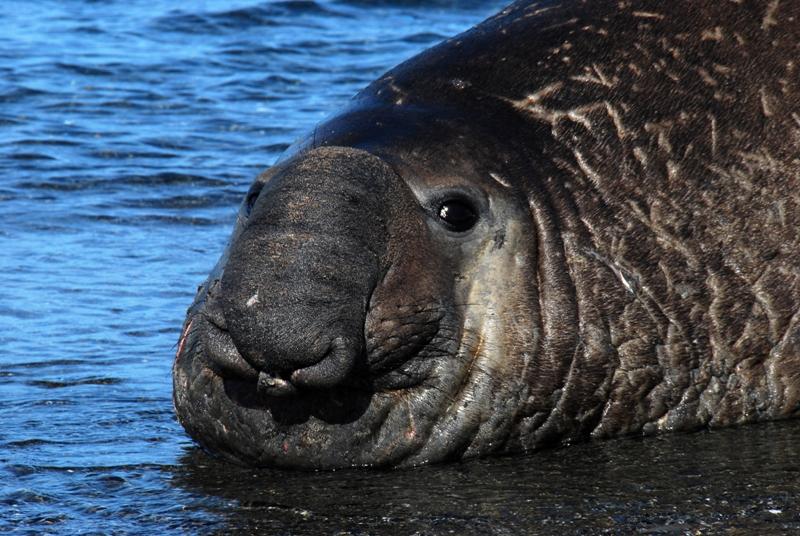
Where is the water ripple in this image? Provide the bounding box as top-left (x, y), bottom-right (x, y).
top-left (53, 62), bottom-right (115, 77)
top-left (27, 377), bottom-right (123, 389)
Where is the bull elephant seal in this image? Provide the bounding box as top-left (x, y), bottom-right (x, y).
top-left (173, 0), bottom-right (800, 468)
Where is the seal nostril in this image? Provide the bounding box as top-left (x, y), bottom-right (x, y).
top-left (246, 337), bottom-right (360, 396)
top-left (290, 336), bottom-right (358, 390)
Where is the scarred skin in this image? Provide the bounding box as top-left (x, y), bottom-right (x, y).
top-left (173, 0), bottom-right (800, 469)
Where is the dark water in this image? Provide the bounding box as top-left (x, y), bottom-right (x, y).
top-left (2, 1), bottom-right (799, 534)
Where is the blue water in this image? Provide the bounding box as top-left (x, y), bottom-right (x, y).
top-left (3, 1), bottom-right (800, 534)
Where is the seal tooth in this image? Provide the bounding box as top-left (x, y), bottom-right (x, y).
top-left (257, 370), bottom-right (297, 397)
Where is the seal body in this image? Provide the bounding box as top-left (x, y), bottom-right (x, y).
top-left (173, 0), bottom-right (800, 468)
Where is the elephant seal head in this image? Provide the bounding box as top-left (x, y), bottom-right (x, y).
top-left (173, 135), bottom-right (541, 468)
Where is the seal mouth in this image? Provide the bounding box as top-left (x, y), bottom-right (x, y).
top-left (191, 307), bottom-right (375, 401)
top-left (200, 315), bottom-right (306, 398)
top-left (174, 300), bottom-right (459, 467)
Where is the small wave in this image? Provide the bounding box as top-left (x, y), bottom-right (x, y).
top-left (220, 43), bottom-right (299, 57)
top-left (92, 100), bottom-right (151, 110)
top-left (139, 138), bottom-right (193, 151)
top-left (16, 462), bottom-right (173, 473)
top-left (155, 1), bottom-right (347, 34)
top-left (0, 116), bottom-right (23, 126)
top-left (212, 0), bottom-right (348, 25)
top-left (97, 474), bottom-right (128, 489)
top-left (5, 465), bottom-right (39, 478)
top-left (120, 194), bottom-right (240, 210)
top-left (29, 400), bottom-right (77, 408)
top-left (0, 86), bottom-right (54, 102)
top-left (6, 152), bottom-right (57, 161)
top-left (18, 172), bottom-right (208, 201)
top-left (269, 0), bottom-right (347, 15)
top-left (336, 0), bottom-right (490, 7)
top-left (72, 25), bottom-right (105, 35)
top-left (151, 12), bottom-right (219, 34)
top-left (1, 488), bottom-right (59, 505)
top-left (27, 377), bottom-right (123, 389)
top-left (258, 74), bottom-right (303, 86)
top-left (88, 150), bottom-right (178, 160)
top-left (16, 179), bottom-right (103, 192)
top-left (400, 31), bottom-right (448, 44)
top-left (54, 62), bottom-right (114, 77)
top-left (7, 359), bottom-right (88, 369)
top-left (122, 330), bottom-right (151, 338)
top-left (12, 138), bottom-right (81, 147)
top-left (79, 213), bottom-right (224, 226)
top-left (118, 172), bottom-right (229, 187)
top-left (0, 306), bottom-right (45, 319)
top-left (6, 438), bottom-right (62, 448)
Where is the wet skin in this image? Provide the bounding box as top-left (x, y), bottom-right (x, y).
top-left (173, 0), bottom-right (800, 468)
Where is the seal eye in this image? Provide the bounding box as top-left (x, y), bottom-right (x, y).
top-left (437, 198), bottom-right (478, 232)
top-left (244, 193), bottom-right (258, 216)
top-left (244, 184), bottom-right (264, 217)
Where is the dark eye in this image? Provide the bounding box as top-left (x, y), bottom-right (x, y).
top-left (244, 183), bottom-right (264, 216)
top-left (437, 198), bottom-right (478, 232)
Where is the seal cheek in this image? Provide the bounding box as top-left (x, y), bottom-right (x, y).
top-left (365, 300), bottom-right (443, 377)
top-left (363, 238), bottom-right (448, 379)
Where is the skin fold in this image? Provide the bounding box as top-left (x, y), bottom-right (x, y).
top-left (173, 0), bottom-right (800, 468)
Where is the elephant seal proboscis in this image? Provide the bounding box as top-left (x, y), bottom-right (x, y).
top-left (173, 0), bottom-right (800, 469)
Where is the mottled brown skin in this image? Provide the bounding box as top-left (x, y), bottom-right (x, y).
top-left (173, 0), bottom-right (800, 468)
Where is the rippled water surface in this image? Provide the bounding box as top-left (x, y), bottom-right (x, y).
top-left (2, 1), bottom-right (799, 534)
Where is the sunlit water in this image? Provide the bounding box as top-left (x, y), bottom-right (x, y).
top-left (2, 1), bottom-right (799, 533)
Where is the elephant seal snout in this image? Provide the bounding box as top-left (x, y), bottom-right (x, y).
top-left (218, 149), bottom-right (392, 392)
top-left (174, 0), bottom-right (800, 468)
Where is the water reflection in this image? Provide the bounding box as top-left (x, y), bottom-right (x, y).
top-left (171, 421), bottom-right (800, 534)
